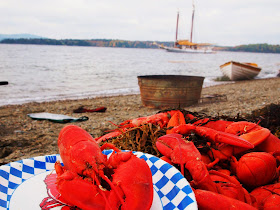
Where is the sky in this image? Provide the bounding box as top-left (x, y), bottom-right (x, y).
top-left (1, 0), bottom-right (280, 46)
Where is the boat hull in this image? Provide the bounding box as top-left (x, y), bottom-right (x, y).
top-left (165, 47), bottom-right (213, 54)
top-left (220, 61), bottom-right (261, 81)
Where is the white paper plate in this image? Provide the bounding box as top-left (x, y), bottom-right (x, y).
top-left (0, 151), bottom-right (197, 210)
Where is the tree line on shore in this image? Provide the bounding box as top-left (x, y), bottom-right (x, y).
top-left (1, 38), bottom-right (280, 53)
top-left (0, 38), bottom-right (170, 49)
top-left (221, 43), bottom-right (280, 53)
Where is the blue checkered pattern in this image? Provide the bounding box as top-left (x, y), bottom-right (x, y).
top-left (0, 152), bottom-right (197, 210)
top-left (0, 154), bottom-right (61, 210)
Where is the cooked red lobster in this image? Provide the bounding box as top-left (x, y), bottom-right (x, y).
top-left (155, 110), bottom-right (280, 209)
top-left (55, 125), bottom-right (153, 210)
top-left (58, 109), bottom-right (280, 209)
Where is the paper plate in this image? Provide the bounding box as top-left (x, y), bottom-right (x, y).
top-left (0, 151), bottom-right (197, 210)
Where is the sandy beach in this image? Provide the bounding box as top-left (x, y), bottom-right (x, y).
top-left (0, 77), bottom-right (280, 165)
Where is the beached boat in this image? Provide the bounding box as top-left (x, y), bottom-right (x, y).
top-left (159, 2), bottom-right (213, 54)
top-left (220, 61), bottom-right (262, 81)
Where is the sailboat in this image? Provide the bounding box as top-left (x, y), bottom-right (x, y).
top-left (164, 2), bottom-right (213, 53)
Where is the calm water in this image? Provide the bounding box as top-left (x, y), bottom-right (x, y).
top-left (0, 44), bottom-right (279, 106)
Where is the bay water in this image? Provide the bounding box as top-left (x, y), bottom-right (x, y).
top-left (0, 44), bottom-right (279, 106)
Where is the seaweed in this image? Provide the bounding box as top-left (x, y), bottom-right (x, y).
top-left (100, 123), bottom-right (166, 156)
top-left (99, 104), bottom-right (280, 156)
top-left (246, 103), bottom-right (280, 137)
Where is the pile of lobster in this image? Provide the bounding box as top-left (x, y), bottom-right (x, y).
top-left (54, 109), bottom-right (280, 209)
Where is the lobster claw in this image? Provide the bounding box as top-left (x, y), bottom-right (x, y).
top-left (172, 124), bottom-right (254, 149)
top-left (156, 133), bottom-right (203, 178)
top-left (156, 133), bottom-right (182, 158)
top-left (195, 189), bottom-right (258, 210)
top-left (205, 129), bottom-right (254, 149)
top-left (156, 133), bottom-right (201, 164)
top-left (166, 111), bottom-right (186, 134)
top-left (107, 151), bottom-right (154, 210)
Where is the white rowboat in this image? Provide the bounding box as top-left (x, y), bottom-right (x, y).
top-left (220, 61), bottom-right (262, 81)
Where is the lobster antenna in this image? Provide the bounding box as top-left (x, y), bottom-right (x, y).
top-left (176, 137), bottom-right (185, 176)
top-left (94, 176), bottom-right (113, 210)
top-left (100, 173), bottom-right (125, 207)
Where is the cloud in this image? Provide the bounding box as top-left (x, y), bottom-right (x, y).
top-left (1, 0), bottom-right (280, 45)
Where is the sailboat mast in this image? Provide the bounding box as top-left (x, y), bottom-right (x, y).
top-left (190, 2), bottom-right (195, 43)
top-left (175, 11), bottom-right (179, 47)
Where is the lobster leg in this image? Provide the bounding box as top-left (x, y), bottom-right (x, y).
top-left (94, 130), bottom-right (123, 144)
top-left (118, 110), bottom-right (180, 128)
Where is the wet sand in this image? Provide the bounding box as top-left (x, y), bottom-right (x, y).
top-left (0, 77), bottom-right (280, 165)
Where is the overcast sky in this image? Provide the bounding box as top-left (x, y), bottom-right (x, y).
top-left (1, 0), bottom-right (279, 46)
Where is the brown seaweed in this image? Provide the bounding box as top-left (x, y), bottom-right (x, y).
top-left (246, 103), bottom-right (280, 137)
top-left (100, 104), bottom-right (280, 156)
top-left (100, 123), bottom-right (166, 156)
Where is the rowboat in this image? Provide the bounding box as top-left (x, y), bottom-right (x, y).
top-left (220, 61), bottom-right (262, 81)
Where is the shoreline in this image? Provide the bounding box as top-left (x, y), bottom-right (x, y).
top-left (1, 77), bottom-right (280, 165)
top-left (2, 75), bottom-right (277, 108)
top-left (0, 79), bottom-right (234, 107)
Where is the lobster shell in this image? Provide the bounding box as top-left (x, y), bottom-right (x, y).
top-left (232, 152), bottom-right (277, 188)
top-left (251, 183), bottom-right (280, 209)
